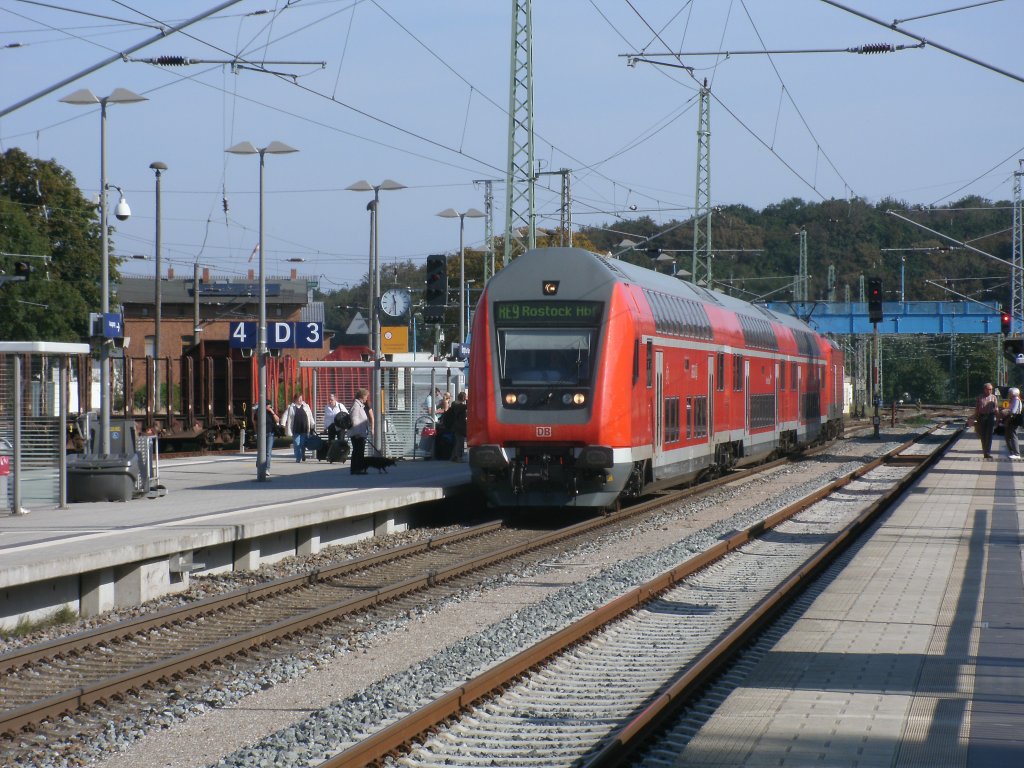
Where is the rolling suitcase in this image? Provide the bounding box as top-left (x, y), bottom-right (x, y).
top-left (327, 437), bottom-right (350, 464)
top-left (316, 436), bottom-right (331, 462)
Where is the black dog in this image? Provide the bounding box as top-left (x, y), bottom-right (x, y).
top-left (362, 456), bottom-right (398, 473)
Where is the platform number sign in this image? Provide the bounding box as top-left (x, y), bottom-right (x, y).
top-left (229, 321), bottom-right (323, 350)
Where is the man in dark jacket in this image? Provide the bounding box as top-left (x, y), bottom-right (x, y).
top-left (445, 391), bottom-right (468, 462)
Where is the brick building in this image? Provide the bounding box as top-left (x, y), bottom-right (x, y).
top-left (116, 266), bottom-right (326, 360)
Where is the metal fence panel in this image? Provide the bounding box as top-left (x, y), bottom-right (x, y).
top-left (306, 361), bottom-right (466, 459)
top-left (0, 355), bottom-right (65, 510)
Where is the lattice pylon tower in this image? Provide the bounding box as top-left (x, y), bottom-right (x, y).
top-left (1013, 160), bottom-right (1024, 334)
top-left (474, 178), bottom-right (497, 281)
top-left (559, 168), bottom-right (572, 246)
top-left (503, 0), bottom-right (535, 265)
top-left (796, 228), bottom-right (809, 302)
top-left (691, 80), bottom-right (712, 286)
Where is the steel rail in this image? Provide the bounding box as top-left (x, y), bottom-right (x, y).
top-left (0, 425), bottom-right (908, 738)
top-left (316, 424), bottom-right (950, 767)
top-left (0, 458), bottom-right (776, 737)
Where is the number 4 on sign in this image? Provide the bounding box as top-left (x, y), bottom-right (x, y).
top-left (229, 321), bottom-right (258, 349)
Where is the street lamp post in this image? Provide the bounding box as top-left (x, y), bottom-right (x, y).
top-left (61, 87), bottom-right (147, 455)
top-left (226, 141), bottom-right (298, 482)
top-left (347, 179), bottom-right (405, 454)
top-left (149, 161), bottom-right (167, 412)
top-left (437, 208), bottom-right (485, 345)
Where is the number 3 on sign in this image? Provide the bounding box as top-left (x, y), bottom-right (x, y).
top-left (303, 322), bottom-right (321, 344)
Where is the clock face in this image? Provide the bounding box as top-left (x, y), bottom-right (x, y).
top-left (379, 288), bottom-right (411, 317)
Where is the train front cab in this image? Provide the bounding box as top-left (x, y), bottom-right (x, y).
top-left (469, 299), bottom-right (633, 509)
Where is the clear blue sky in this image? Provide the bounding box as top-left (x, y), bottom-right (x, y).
top-left (2, 1), bottom-right (1022, 292)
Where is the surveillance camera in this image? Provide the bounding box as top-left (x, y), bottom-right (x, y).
top-left (114, 196), bottom-right (131, 221)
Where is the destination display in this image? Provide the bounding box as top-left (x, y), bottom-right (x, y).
top-left (494, 301), bottom-right (603, 325)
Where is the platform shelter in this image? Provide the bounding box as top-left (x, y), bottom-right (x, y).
top-left (0, 342), bottom-right (89, 513)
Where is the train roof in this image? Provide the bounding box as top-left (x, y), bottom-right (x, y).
top-left (500, 248), bottom-right (824, 340)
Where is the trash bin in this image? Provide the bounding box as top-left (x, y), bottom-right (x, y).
top-left (67, 453), bottom-right (141, 503)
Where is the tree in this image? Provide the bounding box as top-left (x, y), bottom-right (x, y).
top-left (0, 148), bottom-right (105, 341)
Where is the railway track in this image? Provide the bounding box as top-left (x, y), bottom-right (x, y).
top-left (309, 425), bottom-right (956, 767)
top-left (0, 424), bottom-right (946, 765)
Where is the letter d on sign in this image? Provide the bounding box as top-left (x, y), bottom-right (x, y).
top-left (273, 322), bottom-right (293, 346)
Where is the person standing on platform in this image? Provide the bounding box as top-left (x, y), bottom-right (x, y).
top-left (253, 402), bottom-right (279, 476)
top-left (349, 388), bottom-right (373, 474)
top-left (1004, 387), bottom-right (1022, 459)
top-left (973, 382), bottom-right (999, 460)
top-left (283, 392), bottom-right (315, 463)
top-left (323, 394), bottom-right (348, 439)
top-left (447, 391), bottom-right (468, 462)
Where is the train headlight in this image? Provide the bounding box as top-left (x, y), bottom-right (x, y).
top-left (561, 393), bottom-right (572, 405)
top-left (504, 393), bottom-right (518, 406)
top-left (573, 392), bottom-right (586, 405)
top-left (517, 393), bottom-right (528, 405)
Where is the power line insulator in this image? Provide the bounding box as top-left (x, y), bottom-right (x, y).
top-left (855, 43), bottom-right (893, 54)
top-left (155, 56), bottom-right (189, 66)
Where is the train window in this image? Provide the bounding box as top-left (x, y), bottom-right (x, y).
top-left (685, 397), bottom-right (692, 439)
top-left (646, 340), bottom-right (653, 388)
top-left (791, 361), bottom-right (797, 390)
top-left (665, 397), bottom-right (680, 442)
top-left (779, 360), bottom-right (786, 390)
top-left (654, 293), bottom-right (668, 334)
top-left (671, 298), bottom-right (684, 336)
top-left (633, 339), bottom-right (640, 383)
top-left (733, 354), bottom-right (743, 391)
top-left (716, 353), bottom-right (725, 391)
top-left (693, 396), bottom-right (708, 438)
top-left (497, 329), bottom-right (594, 386)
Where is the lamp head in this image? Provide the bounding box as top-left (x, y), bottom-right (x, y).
top-left (114, 195), bottom-right (131, 221)
top-left (225, 141), bottom-right (259, 156)
top-left (150, 161), bottom-right (167, 172)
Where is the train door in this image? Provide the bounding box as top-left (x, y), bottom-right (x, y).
top-left (707, 355), bottom-right (714, 440)
top-left (774, 361), bottom-right (780, 426)
top-left (654, 350), bottom-right (664, 462)
top-left (797, 365), bottom-right (804, 422)
top-left (744, 358), bottom-right (751, 437)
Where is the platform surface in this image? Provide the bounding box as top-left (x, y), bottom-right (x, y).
top-left (0, 449), bottom-right (471, 590)
top-left (678, 432), bottom-right (1024, 766)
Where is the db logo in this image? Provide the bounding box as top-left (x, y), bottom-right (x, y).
top-left (536, 426), bottom-right (552, 437)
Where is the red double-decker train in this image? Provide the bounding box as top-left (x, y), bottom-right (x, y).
top-left (467, 247), bottom-right (845, 509)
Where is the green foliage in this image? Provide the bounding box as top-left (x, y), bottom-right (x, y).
top-left (0, 604), bottom-right (78, 639)
top-left (0, 148), bottom-right (107, 342)
top-left (579, 196), bottom-right (1013, 309)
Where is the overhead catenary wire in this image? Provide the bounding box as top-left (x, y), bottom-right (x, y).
top-left (0, 0), bottom-right (248, 118)
top-left (819, 0), bottom-right (1024, 85)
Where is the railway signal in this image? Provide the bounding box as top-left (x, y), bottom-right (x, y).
top-left (424, 254), bottom-right (448, 323)
top-left (1001, 310), bottom-right (1011, 335)
top-left (868, 278), bottom-right (883, 323)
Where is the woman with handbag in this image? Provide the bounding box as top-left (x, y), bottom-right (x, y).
top-left (974, 382), bottom-right (999, 460)
top-left (349, 388), bottom-right (373, 474)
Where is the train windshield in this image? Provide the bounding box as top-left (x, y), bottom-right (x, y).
top-left (498, 329), bottom-right (593, 385)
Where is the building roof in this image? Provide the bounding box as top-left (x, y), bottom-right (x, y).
top-left (116, 276), bottom-right (310, 308)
